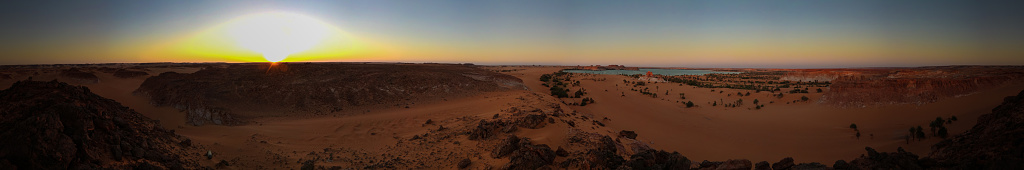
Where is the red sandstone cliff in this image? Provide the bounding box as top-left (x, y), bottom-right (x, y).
top-left (820, 66), bottom-right (1024, 107)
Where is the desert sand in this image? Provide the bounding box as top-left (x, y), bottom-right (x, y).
top-left (2, 63), bottom-right (1023, 169)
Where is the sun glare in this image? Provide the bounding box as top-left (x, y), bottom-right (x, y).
top-left (226, 12), bottom-right (330, 62)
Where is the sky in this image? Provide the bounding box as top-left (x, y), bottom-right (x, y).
top-left (0, 0), bottom-right (1022, 68)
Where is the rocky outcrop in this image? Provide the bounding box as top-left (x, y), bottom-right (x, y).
top-left (754, 161), bottom-right (771, 170)
top-left (112, 69), bottom-right (149, 78)
top-left (134, 63), bottom-right (527, 126)
top-left (621, 149), bottom-right (691, 170)
top-left (772, 157), bottom-right (795, 170)
top-left (821, 66), bottom-right (1024, 107)
top-left (848, 147), bottom-right (931, 169)
top-left (60, 68), bottom-right (99, 84)
top-left (619, 130), bottom-right (638, 139)
top-left (489, 135), bottom-right (556, 170)
top-left (0, 80), bottom-right (197, 169)
top-left (929, 89), bottom-right (1024, 169)
top-left (503, 138), bottom-right (557, 170)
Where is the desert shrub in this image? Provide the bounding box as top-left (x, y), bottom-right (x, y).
top-left (850, 123), bottom-right (858, 130)
top-left (540, 74), bottom-right (552, 82)
top-left (685, 101), bottom-right (694, 108)
top-left (915, 126), bottom-right (926, 139)
top-left (753, 99), bottom-right (759, 105)
top-left (550, 86), bottom-right (569, 98)
top-left (801, 96), bottom-right (809, 101)
top-left (937, 126), bottom-right (949, 138)
top-left (816, 88), bottom-right (823, 93)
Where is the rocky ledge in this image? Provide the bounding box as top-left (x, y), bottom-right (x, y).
top-left (0, 80), bottom-right (198, 169)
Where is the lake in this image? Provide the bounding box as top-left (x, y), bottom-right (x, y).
top-left (562, 69), bottom-right (738, 76)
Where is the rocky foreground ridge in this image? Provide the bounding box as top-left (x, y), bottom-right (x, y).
top-left (134, 63), bottom-right (528, 126)
top-left (0, 80), bottom-right (198, 169)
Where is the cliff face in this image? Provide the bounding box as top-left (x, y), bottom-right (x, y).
top-left (134, 63), bottom-right (527, 126)
top-left (929, 90), bottom-right (1024, 168)
top-left (820, 67), bottom-right (1024, 107)
top-left (0, 80), bottom-right (197, 169)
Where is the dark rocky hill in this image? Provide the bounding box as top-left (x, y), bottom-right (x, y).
top-left (929, 89), bottom-right (1024, 169)
top-left (134, 63), bottom-right (527, 126)
top-left (0, 80), bottom-right (198, 169)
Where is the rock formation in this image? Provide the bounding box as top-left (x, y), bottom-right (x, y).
top-left (59, 68), bottom-right (99, 84)
top-left (929, 89), bottom-right (1024, 169)
top-left (134, 63), bottom-right (527, 126)
top-left (0, 80), bottom-right (197, 169)
top-left (112, 69), bottom-right (150, 78)
top-left (821, 66), bottom-right (1024, 107)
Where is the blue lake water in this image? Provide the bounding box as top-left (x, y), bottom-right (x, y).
top-left (562, 69), bottom-right (738, 76)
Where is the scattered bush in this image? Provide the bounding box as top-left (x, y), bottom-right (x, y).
top-left (937, 126), bottom-right (949, 138)
top-left (801, 96), bottom-right (809, 101)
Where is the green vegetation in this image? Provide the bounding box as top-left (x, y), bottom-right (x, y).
top-left (550, 86), bottom-right (569, 98)
top-left (539, 74), bottom-right (552, 82)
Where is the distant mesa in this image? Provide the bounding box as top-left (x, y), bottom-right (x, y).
top-left (0, 80), bottom-right (197, 169)
top-left (112, 69), bottom-right (150, 78)
top-left (574, 65), bottom-right (639, 71)
top-left (816, 66), bottom-right (1024, 107)
top-left (59, 68), bottom-right (100, 84)
top-left (133, 63), bottom-right (527, 126)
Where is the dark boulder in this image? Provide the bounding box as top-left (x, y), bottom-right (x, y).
top-left (772, 157), bottom-right (795, 170)
top-left (622, 149), bottom-right (690, 170)
top-left (517, 114), bottom-right (548, 129)
top-left (619, 130), bottom-right (638, 139)
top-left (458, 158), bottom-right (472, 169)
top-left (717, 159), bottom-right (752, 170)
top-left (754, 161), bottom-right (771, 170)
top-left (555, 147), bottom-right (569, 157)
top-left (502, 138), bottom-right (556, 170)
top-left (697, 160), bottom-right (723, 169)
top-left (492, 136), bottom-right (521, 158)
top-left (791, 162), bottom-right (830, 170)
top-left (832, 160), bottom-right (850, 170)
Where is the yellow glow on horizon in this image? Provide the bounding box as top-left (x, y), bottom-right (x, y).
top-left (142, 11), bottom-right (381, 63)
top-left (227, 12), bottom-right (329, 62)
